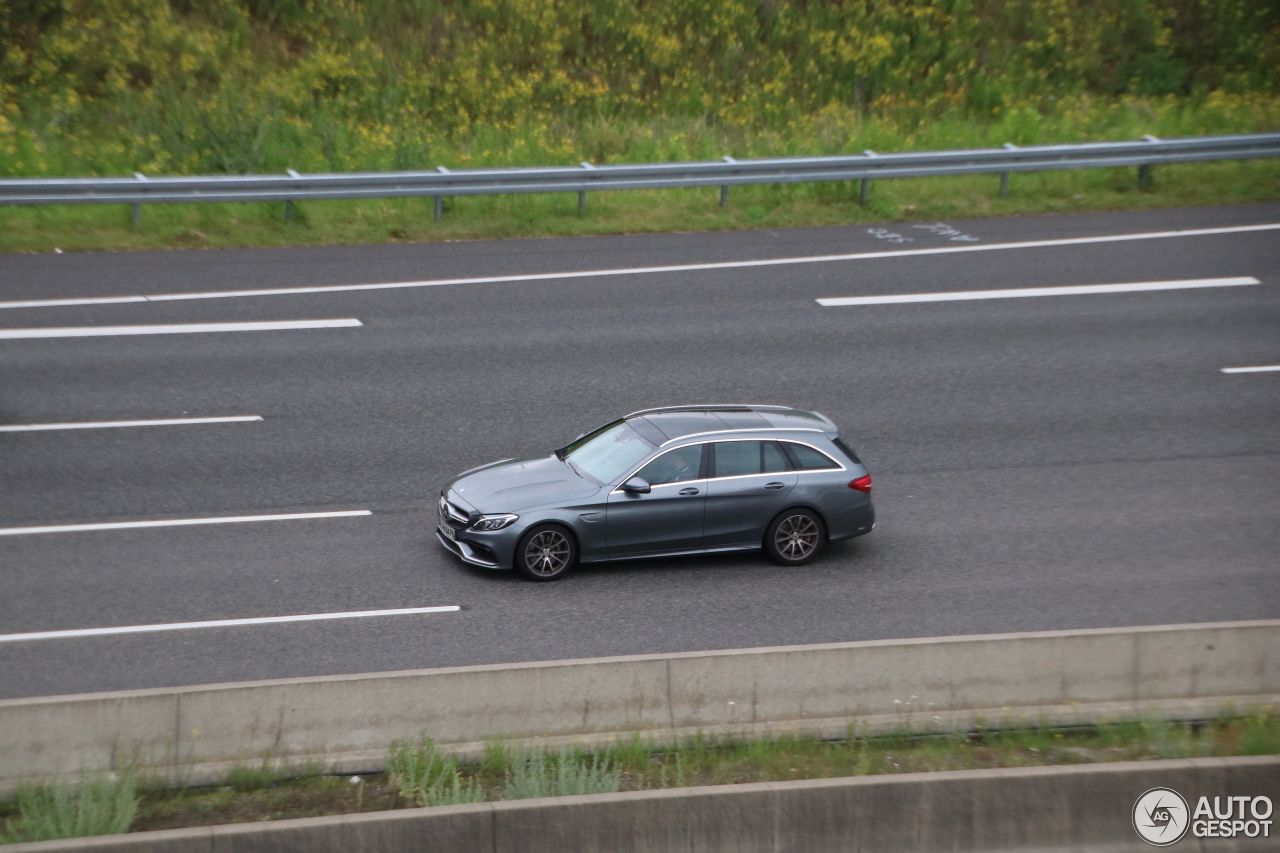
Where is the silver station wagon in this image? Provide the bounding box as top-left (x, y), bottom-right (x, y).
top-left (436, 405), bottom-right (874, 581)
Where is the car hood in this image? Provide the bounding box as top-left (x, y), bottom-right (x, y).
top-left (447, 454), bottom-right (601, 512)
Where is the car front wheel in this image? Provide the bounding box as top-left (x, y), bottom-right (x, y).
top-left (515, 524), bottom-right (577, 581)
top-left (764, 509), bottom-right (826, 565)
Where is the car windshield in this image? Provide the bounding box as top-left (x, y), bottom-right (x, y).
top-left (563, 420), bottom-right (655, 483)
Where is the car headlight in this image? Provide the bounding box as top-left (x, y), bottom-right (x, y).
top-left (471, 513), bottom-right (519, 531)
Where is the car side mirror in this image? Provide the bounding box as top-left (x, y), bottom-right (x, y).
top-left (621, 476), bottom-right (651, 494)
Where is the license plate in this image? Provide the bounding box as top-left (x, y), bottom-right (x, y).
top-left (439, 523), bottom-right (455, 541)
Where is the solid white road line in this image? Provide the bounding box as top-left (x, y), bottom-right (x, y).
top-left (816, 277), bottom-right (1261, 307)
top-left (1221, 365), bottom-right (1280, 373)
top-left (0, 319), bottom-right (362, 339)
top-left (0, 510), bottom-right (372, 536)
top-left (2, 222), bottom-right (1277, 310)
top-left (0, 415), bottom-right (263, 432)
top-left (0, 606), bottom-right (462, 643)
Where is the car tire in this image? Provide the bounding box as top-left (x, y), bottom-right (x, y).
top-left (763, 508), bottom-right (826, 566)
top-left (514, 524), bottom-right (577, 581)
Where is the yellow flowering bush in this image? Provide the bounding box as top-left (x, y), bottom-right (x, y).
top-left (0, 0), bottom-right (1276, 176)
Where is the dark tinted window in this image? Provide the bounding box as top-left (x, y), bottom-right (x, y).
top-left (712, 441), bottom-right (792, 477)
top-left (635, 444), bottom-right (704, 485)
top-left (833, 437), bottom-right (861, 464)
top-left (762, 441), bottom-right (790, 473)
top-left (784, 442), bottom-right (840, 470)
top-left (714, 441), bottom-right (760, 477)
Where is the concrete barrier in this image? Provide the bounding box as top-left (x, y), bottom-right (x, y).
top-left (1, 620), bottom-right (1277, 793)
top-left (5, 756), bottom-right (1279, 852)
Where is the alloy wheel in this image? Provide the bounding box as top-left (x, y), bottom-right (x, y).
top-left (523, 530), bottom-right (571, 576)
top-left (774, 514), bottom-right (819, 560)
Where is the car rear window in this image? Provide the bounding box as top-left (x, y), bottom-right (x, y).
top-left (783, 442), bottom-right (841, 470)
top-left (833, 437), bottom-right (861, 464)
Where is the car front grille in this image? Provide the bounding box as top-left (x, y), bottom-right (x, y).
top-left (439, 496), bottom-right (470, 527)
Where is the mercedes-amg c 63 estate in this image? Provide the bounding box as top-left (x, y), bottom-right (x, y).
top-left (436, 405), bottom-right (874, 581)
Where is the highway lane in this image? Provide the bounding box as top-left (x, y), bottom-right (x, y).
top-left (1, 204), bottom-right (1278, 698)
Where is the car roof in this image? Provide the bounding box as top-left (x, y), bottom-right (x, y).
top-left (623, 405), bottom-right (836, 444)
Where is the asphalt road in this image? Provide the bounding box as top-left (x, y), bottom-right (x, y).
top-left (2, 203), bottom-right (1278, 699)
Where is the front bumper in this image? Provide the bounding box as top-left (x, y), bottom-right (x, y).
top-left (435, 528), bottom-right (503, 568)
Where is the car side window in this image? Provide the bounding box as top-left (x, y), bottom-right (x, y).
top-left (712, 441), bottom-right (793, 477)
top-left (783, 442), bottom-right (841, 470)
top-left (762, 441), bottom-right (790, 473)
top-left (714, 441), bottom-right (760, 477)
top-left (634, 444), bottom-right (704, 485)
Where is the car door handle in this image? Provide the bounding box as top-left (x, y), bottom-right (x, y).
top-left (763, 482), bottom-right (786, 490)
top-left (678, 487), bottom-right (700, 496)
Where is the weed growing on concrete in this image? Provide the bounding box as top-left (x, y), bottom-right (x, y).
top-left (1238, 714), bottom-right (1280, 756)
top-left (0, 772), bottom-right (137, 843)
top-left (385, 736), bottom-right (483, 808)
top-left (503, 747), bottom-right (622, 799)
top-left (14, 714), bottom-right (1271, 839)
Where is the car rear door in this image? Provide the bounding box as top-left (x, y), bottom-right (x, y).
top-left (703, 440), bottom-right (797, 548)
top-left (606, 444), bottom-right (707, 556)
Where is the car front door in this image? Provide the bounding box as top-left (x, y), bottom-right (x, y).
top-left (606, 443), bottom-right (707, 556)
top-left (704, 440), bottom-right (798, 548)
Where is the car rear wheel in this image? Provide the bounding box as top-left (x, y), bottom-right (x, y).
top-left (515, 524), bottom-right (577, 581)
top-left (764, 509), bottom-right (825, 565)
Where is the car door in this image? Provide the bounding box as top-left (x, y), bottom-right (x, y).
top-left (703, 440), bottom-right (797, 548)
top-left (606, 443), bottom-right (707, 556)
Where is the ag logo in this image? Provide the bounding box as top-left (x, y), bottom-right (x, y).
top-left (1133, 787), bottom-right (1190, 846)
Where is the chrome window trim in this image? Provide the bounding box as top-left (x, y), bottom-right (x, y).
top-left (705, 438), bottom-right (848, 478)
top-left (612, 436), bottom-right (844, 489)
top-left (657, 427), bottom-right (824, 448)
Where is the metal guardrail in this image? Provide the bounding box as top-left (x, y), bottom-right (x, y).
top-left (1, 132), bottom-right (1277, 222)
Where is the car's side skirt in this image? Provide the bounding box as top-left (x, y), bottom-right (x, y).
top-left (581, 543), bottom-right (760, 564)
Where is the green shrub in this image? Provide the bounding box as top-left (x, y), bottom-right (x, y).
top-left (1, 772), bottom-right (137, 843)
top-left (385, 736), bottom-right (484, 807)
top-left (503, 748), bottom-right (621, 800)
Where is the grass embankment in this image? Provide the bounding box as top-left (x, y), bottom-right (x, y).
top-left (3, 715), bottom-right (1278, 842)
top-left (2, 1), bottom-right (1279, 252)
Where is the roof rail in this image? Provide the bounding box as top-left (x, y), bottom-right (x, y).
top-left (624, 404), bottom-right (794, 418)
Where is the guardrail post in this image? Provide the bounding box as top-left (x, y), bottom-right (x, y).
top-left (721, 156), bottom-right (736, 207)
top-left (1000, 144), bottom-right (1017, 197)
top-left (435, 166), bottom-right (450, 219)
top-left (860, 151), bottom-right (876, 205)
top-left (132, 173), bottom-right (146, 225)
top-left (579, 162), bottom-right (594, 214)
top-left (285, 170), bottom-right (301, 221)
top-left (1139, 136), bottom-right (1159, 189)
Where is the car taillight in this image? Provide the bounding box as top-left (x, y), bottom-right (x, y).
top-left (849, 475), bottom-right (872, 493)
